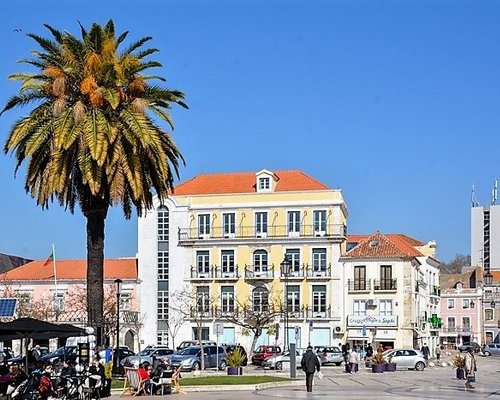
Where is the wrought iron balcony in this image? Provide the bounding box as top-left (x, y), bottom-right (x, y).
top-left (430, 286), bottom-right (441, 296)
top-left (212, 266), bottom-right (239, 279)
top-left (178, 223), bottom-right (346, 243)
top-left (374, 279), bottom-right (397, 291)
top-left (280, 265), bottom-right (306, 279)
top-left (305, 264), bottom-right (331, 279)
top-left (190, 267), bottom-right (213, 279)
top-left (305, 305), bottom-right (332, 319)
top-left (347, 279), bottom-right (372, 292)
top-left (244, 265), bottom-right (275, 279)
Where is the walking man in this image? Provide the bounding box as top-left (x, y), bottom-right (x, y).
top-left (420, 343), bottom-right (430, 360)
top-left (435, 345), bottom-right (441, 362)
top-left (301, 345), bottom-right (320, 393)
top-left (464, 347), bottom-right (477, 390)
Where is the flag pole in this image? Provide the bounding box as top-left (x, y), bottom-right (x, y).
top-left (52, 244), bottom-right (58, 320)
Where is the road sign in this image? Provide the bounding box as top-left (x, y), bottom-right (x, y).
top-left (213, 322), bottom-right (224, 336)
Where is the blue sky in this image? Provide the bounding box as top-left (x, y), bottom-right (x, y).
top-left (0, 0), bottom-right (499, 263)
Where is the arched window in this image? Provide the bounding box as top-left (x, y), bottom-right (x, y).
top-left (252, 286), bottom-right (269, 312)
top-left (253, 250), bottom-right (268, 273)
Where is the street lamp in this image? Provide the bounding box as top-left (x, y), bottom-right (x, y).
top-left (114, 278), bottom-right (123, 375)
top-left (280, 255), bottom-right (291, 350)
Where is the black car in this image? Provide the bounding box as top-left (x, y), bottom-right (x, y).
top-left (41, 346), bottom-right (79, 364)
top-left (458, 342), bottom-right (481, 353)
top-left (224, 345), bottom-right (248, 366)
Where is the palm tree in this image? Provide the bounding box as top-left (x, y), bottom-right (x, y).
top-left (2, 20), bottom-right (187, 339)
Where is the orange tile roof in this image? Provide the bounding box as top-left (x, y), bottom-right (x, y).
top-left (173, 170), bottom-right (331, 195)
top-left (344, 232), bottom-right (423, 259)
top-left (488, 271), bottom-right (500, 283)
top-left (0, 258), bottom-right (137, 281)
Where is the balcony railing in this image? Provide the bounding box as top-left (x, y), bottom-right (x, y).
top-left (281, 265), bottom-right (306, 279)
top-left (212, 266), bottom-right (239, 279)
top-left (244, 265), bottom-right (275, 279)
top-left (305, 305), bottom-right (332, 319)
top-left (347, 279), bottom-right (372, 292)
top-left (374, 279), bottom-right (397, 291)
top-left (190, 267), bottom-right (213, 279)
top-left (441, 326), bottom-right (471, 333)
top-left (305, 264), bottom-right (331, 278)
top-left (178, 223), bottom-right (346, 242)
top-left (430, 286), bottom-right (441, 296)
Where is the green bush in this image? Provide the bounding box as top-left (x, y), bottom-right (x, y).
top-left (227, 347), bottom-right (246, 368)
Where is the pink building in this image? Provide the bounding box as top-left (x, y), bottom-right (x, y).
top-left (0, 258), bottom-right (140, 351)
top-left (439, 268), bottom-right (482, 349)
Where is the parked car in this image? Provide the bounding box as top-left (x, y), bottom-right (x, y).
top-left (382, 349), bottom-right (428, 371)
top-left (224, 345), bottom-right (248, 366)
top-left (176, 340), bottom-right (216, 351)
top-left (121, 346), bottom-right (174, 368)
top-left (251, 345), bottom-right (282, 365)
top-left (41, 346), bottom-right (78, 365)
top-left (314, 346), bottom-right (343, 366)
top-left (458, 342), bottom-right (481, 353)
top-left (481, 343), bottom-right (500, 356)
top-left (262, 349), bottom-right (307, 370)
top-left (8, 346), bottom-right (49, 367)
top-left (168, 345), bottom-right (227, 371)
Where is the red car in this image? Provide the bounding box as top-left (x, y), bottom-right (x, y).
top-left (251, 345), bottom-right (282, 365)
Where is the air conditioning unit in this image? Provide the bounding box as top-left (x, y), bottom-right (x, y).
top-left (256, 232), bottom-right (267, 238)
top-left (222, 273), bottom-right (233, 278)
top-left (333, 325), bottom-right (344, 334)
top-left (199, 234), bottom-right (210, 239)
top-left (198, 273), bottom-right (209, 278)
top-left (366, 299), bottom-right (378, 307)
top-left (224, 233), bottom-right (235, 238)
top-left (314, 231), bottom-right (326, 237)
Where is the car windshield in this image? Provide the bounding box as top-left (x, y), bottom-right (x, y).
top-left (382, 350), bottom-right (393, 357)
top-left (139, 349), bottom-right (155, 356)
top-left (179, 347), bottom-right (200, 356)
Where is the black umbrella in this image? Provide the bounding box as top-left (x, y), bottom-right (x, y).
top-left (0, 317), bottom-right (85, 371)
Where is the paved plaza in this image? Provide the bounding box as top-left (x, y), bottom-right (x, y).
top-left (111, 354), bottom-right (500, 399)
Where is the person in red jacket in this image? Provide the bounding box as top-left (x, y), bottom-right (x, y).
top-left (138, 363), bottom-right (151, 394)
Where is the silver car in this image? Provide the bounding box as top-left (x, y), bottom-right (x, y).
top-left (121, 346), bottom-right (174, 368)
top-left (168, 345), bottom-right (227, 371)
top-left (314, 346), bottom-right (343, 366)
top-left (382, 349), bottom-right (428, 371)
top-left (482, 343), bottom-right (500, 356)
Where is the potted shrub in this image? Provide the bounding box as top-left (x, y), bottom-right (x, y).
top-left (371, 351), bottom-right (386, 373)
top-left (227, 347), bottom-right (245, 375)
top-left (452, 354), bottom-right (465, 379)
top-left (385, 355), bottom-right (397, 372)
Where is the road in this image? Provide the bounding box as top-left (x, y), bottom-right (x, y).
top-left (112, 353), bottom-right (500, 399)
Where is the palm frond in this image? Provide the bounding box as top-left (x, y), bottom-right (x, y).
top-left (123, 36), bottom-right (152, 56)
top-left (43, 24), bottom-right (63, 43)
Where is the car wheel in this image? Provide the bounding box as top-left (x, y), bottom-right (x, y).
top-left (192, 362), bottom-right (201, 371)
top-left (415, 361), bottom-right (425, 371)
top-left (335, 362), bottom-right (341, 366)
top-left (484, 351), bottom-right (491, 356)
top-left (276, 361), bottom-right (283, 370)
top-left (219, 360), bottom-right (227, 370)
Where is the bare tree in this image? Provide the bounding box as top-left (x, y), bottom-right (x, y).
top-left (167, 311), bottom-right (185, 350)
top-left (217, 286), bottom-right (283, 357)
top-left (171, 286), bottom-right (209, 370)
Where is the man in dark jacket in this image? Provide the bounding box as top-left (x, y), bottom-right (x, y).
top-left (300, 346), bottom-right (320, 393)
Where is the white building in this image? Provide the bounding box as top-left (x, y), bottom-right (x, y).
top-left (471, 204), bottom-right (500, 271)
top-left (340, 233), bottom-right (441, 352)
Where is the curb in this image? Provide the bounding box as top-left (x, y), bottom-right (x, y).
top-left (111, 379), bottom-right (302, 393)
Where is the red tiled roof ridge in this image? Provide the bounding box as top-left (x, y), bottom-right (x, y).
top-left (344, 231), bottom-right (423, 258)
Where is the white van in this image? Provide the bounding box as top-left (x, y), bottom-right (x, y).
top-left (65, 335), bottom-right (96, 348)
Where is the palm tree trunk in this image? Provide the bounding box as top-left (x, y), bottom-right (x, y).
top-left (85, 198), bottom-right (108, 344)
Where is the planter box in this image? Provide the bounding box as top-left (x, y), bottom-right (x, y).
top-left (372, 364), bottom-right (385, 373)
top-left (385, 363), bottom-right (396, 372)
top-left (227, 367), bottom-right (243, 376)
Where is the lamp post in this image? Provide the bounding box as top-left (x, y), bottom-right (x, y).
top-left (114, 278), bottom-right (123, 375)
top-left (280, 256), bottom-right (291, 351)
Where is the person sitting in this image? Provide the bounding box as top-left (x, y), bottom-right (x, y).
top-left (0, 364), bottom-right (12, 395)
top-left (137, 362), bottom-right (151, 395)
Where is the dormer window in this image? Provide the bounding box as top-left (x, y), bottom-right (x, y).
top-left (259, 177), bottom-right (270, 190)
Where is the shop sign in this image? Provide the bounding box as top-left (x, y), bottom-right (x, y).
top-left (347, 315), bottom-right (397, 327)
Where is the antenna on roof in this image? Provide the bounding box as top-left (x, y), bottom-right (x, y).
top-left (492, 180), bottom-right (498, 206)
top-left (471, 183), bottom-right (479, 207)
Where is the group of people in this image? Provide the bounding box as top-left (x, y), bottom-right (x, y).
top-left (137, 358), bottom-right (173, 395)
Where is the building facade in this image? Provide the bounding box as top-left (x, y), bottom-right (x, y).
top-left (471, 204), bottom-right (500, 271)
top-left (0, 258), bottom-right (141, 352)
top-left (340, 233), bottom-right (441, 353)
top-left (137, 169), bottom-right (348, 350)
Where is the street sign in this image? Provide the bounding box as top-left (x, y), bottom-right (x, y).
top-left (295, 325), bottom-right (300, 340)
top-left (362, 324), bottom-right (366, 337)
top-left (214, 322), bottom-right (224, 336)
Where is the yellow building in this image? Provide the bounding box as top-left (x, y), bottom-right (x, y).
top-left (138, 169), bottom-right (348, 350)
